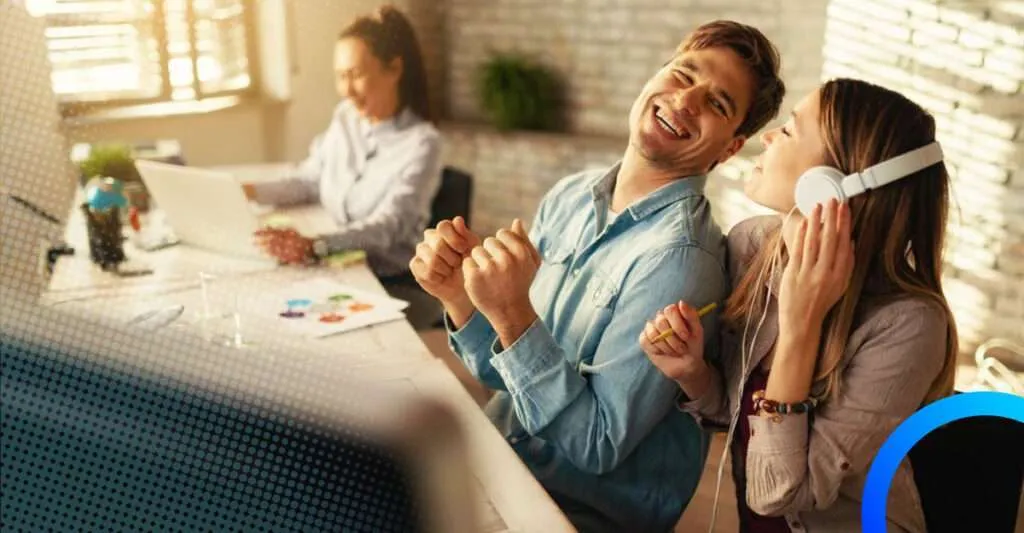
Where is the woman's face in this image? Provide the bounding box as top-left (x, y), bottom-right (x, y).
top-left (745, 88), bottom-right (830, 212)
top-left (334, 37), bottom-right (402, 122)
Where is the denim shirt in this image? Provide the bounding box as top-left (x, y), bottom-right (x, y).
top-left (446, 163), bottom-right (728, 532)
top-left (251, 101), bottom-right (442, 277)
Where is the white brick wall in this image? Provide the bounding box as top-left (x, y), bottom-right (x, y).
top-left (439, 0), bottom-right (829, 237)
top-left (445, 0), bottom-right (828, 137)
top-left (816, 0), bottom-right (1024, 353)
top-left (440, 124), bottom-right (622, 238)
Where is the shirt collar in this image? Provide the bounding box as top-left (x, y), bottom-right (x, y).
top-left (590, 161), bottom-right (708, 221)
top-left (361, 106), bottom-right (416, 138)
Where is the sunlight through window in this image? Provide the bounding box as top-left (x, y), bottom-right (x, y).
top-left (25, 0), bottom-right (253, 108)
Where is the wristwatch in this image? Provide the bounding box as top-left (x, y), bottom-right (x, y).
top-left (311, 238), bottom-right (330, 260)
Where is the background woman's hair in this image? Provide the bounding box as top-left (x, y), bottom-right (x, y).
top-left (724, 77), bottom-right (958, 406)
top-left (340, 5), bottom-right (433, 122)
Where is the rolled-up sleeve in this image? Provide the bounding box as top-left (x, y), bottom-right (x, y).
top-left (319, 134), bottom-right (441, 254)
top-left (744, 300), bottom-right (950, 516)
top-left (487, 245), bottom-right (726, 475)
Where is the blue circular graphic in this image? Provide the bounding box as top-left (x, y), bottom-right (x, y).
top-left (862, 391), bottom-right (1024, 532)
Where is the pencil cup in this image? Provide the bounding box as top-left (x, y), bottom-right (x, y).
top-left (81, 203), bottom-right (125, 271)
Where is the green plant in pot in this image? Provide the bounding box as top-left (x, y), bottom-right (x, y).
top-left (477, 52), bottom-right (563, 132)
top-left (79, 143), bottom-right (149, 211)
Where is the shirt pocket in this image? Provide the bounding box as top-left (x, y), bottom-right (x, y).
top-left (530, 246), bottom-right (574, 307)
top-left (573, 270), bottom-right (620, 367)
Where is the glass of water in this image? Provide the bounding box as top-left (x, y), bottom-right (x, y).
top-left (197, 272), bottom-right (252, 349)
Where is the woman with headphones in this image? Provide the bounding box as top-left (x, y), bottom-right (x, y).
top-left (639, 78), bottom-right (958, 533)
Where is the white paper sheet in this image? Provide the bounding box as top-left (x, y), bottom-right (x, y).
top-left (255, 277), bottom-right (410, 338)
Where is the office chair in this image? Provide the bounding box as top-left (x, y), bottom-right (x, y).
top-left (384, 165), bottom-right (474, 295)
top-left (404, 166), bottom-right (472, 330)
top-left (429, 166), bottom-right (474, 229)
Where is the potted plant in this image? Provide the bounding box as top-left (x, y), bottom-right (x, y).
top-left (477, 52), bottom-right (564, 132)
top-left (78, 143), bottom-right (150, 211)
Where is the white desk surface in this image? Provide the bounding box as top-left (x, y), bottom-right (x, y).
top-left (42, 188), bottom-right (575, 533)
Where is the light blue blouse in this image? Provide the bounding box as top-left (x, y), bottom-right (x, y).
top-left (252, 101), bottom-right (442, 277)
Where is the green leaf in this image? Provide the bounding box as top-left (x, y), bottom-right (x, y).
top-left (476, 52), bottom-right (562, 132)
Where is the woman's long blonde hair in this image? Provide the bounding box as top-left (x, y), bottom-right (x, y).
top-left (724, 78), bottom-right (959, 405)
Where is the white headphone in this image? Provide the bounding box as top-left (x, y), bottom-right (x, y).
top-left (794, 141), bottom-right (944, 216)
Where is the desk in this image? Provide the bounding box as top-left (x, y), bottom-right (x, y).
top-left (42, 198), bottom-right (574, 533)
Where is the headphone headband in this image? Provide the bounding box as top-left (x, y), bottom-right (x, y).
top-left (841, 142), bottom-right (943, 197)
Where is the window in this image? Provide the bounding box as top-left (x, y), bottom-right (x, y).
top-left (25, 0), bottom-right (258, 113)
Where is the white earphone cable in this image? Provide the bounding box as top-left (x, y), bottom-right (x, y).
top-left (706, 207), bottom-right (796, 532)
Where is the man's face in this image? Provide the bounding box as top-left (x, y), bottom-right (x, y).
top-left (627, 46), bottom-right (754, 174)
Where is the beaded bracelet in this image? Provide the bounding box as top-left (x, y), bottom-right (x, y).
top-left (752, 390), bottom-right (820, 423)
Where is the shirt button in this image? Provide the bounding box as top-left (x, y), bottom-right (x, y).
top-left (572, 269), bottom-right (580, 277)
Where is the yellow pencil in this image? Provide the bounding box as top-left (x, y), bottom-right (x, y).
top-left (653, 302), bottom-right (718, 343)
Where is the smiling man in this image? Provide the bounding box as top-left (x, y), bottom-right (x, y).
top-left (409, 20), bottom-right (785, 533)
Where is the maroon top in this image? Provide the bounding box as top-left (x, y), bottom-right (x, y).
top-left (731, 365), bottom-right (792, 532)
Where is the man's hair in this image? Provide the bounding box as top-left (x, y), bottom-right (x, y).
top-left (677, 20), bottom-right (785, 138)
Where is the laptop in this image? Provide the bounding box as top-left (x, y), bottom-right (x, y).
top-left (134, 159), bottom-right (267, 258)
top-left (135, 160), bottom-right (336, 260)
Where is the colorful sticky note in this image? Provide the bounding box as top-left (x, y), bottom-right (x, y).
top-left (318, 313), bottom-right (345, 323)
top-left (325, 250), bottom-right (367, 268)
top-left (349, 302), bottom-right (374, 313)
top-left (263, 215), bottom-right (294, 229)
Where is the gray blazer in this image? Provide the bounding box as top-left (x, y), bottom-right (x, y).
top-left (683, 215), bottom-right (950, 533)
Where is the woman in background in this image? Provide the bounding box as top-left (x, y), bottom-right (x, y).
top-left (640, 78), bottom-right (958, 532)
top-left (248, 5), bottom-right (442, 289)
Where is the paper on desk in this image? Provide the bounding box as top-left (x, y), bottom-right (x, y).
top-left (256, 277), bottom-right (409, 338)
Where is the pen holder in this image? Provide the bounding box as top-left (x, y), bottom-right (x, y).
top-left (81, 203), bottom-right (126, 271)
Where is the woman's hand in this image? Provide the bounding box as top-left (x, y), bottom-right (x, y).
top-left (254, 227), bottom-right (314, 265)
top-left (779, 199), bottom-right (855, 330)
top-left (639, 301), bottom-right (707, 383)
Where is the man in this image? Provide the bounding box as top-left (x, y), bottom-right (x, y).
top-left (411, 21), bottom-right (785, 533)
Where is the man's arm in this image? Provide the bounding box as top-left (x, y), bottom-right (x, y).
top-left (487, 245), bottom-right (726, 474)
top-left (443, 178), bottom-right (562, 392)
top-left (444, 310), bottom-right (506, 391)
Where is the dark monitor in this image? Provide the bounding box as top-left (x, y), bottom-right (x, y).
top-left (1, 291), bottom-right (478, 532)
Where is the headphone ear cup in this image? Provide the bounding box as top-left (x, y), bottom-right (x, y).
top-left (795, 166), bottom-right (847, 216)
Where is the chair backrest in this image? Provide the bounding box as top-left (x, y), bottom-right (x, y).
top-left (429, 166), bottom-right (473, 229)
top-left (908, 411), bottom-right (1024, 533)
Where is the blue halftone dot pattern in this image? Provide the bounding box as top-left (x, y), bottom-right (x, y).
top-left (2, 336), bottom-right (423, 532)
top-left (1, 4), bottom-right (466, 532)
